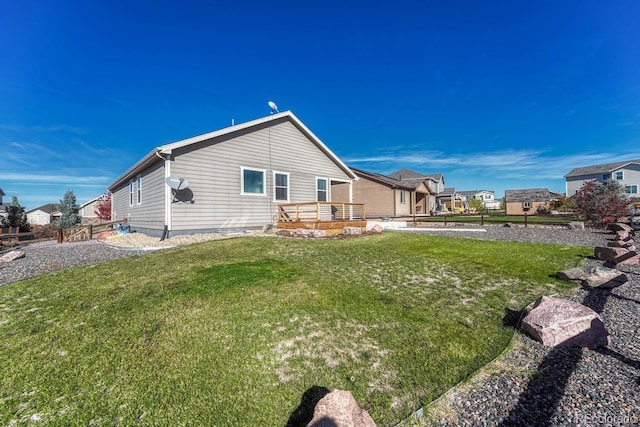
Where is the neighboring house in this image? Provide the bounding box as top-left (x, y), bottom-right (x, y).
top-left (565, 159), bottom-right (640, 197)
top-left (458, 190), bottom-right (501, 210)
top-left (337, 167), bottom-right (433, 218)
top-left (387, 169), bottom-right (447, 213)
top-left (26, 203), bottom-right (58, 225)
top-left (79, 195), bottom-right (102, 223)
top-left (107, 111), bottom-right (357, 237)
top-left (504, 188), bottom-right (551, 215)
top-left (438, 187), bottom-right (466, 213)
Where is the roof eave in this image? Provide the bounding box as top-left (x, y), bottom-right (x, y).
top-left (107, 148), bottom-right (163, 191)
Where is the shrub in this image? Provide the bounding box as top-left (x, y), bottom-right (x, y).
top-left (574, 180), bottom-right (630, 227)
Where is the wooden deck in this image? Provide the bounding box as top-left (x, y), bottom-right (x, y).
top-left (277, 202), bottom-right (367, 230)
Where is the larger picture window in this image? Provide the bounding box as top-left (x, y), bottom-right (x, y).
top-left (274, 172), bottom-right (289, 202)
top-left (316, 178), bottom-right (328, 202)
top-left (241, 167), bottom-right (266, 195)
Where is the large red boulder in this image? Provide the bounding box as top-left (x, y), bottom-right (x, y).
top-left (306, 390), bottom-right (376, 427)
top-left (522, 296), bottom-right (609, 349)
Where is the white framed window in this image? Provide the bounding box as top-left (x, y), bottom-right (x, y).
top-left (241, 167), bottom-right (266, 196)
top-left (626, 185), bottom-right (638, 194)
top-left (400, 190), bottom-right (406, 204)
top-left (616, 171), bottom-right (624, 180)
top-left (136, 175), bottom-right (142, 205)
top-left (523, 201), bottom-right (531, 209)
top-left (274, 171), bottom-right (289, 202)
top-left (129, 181), bottom-right (134, 206)
top-left (316, 177), bottom-right (328, 202)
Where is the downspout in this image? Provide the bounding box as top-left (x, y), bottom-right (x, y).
top-left (154, 149), bottom-right (171, 240)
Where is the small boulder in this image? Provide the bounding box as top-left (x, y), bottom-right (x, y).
top-left (306, 390), bottom-right (376, 427)
top-left (0, 250), bottom-right (26, 262)
top-left (295, 229), bottom-right (327, 238)
top-left (608, 222), bottom-right (633, 233)
top-left (607, 240), bottom-right (635, 249)
top-left (594, 246), bottom-right (640, 264)
top-left (341, 227), bottom-right (362, 236)
top-left (521, 296), bottom-right (609, 349)
top-left (369, 224), bottom-right (384, 234)
top-left (583, 267), bottom-right (628, 288)
top-left (615, 230), bottom-right (630, 240)
top-left (555, 267), bottom-right (588, 282)
top-left (567, 221), bottom-right (585, 230)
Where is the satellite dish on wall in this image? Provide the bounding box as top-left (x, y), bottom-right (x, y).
top-left (165, 176), bottom-right (189, 190)
top-left (268, 101), bottom-right (279, 114)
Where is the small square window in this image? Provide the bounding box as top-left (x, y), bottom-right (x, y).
top-left (242, 168), bottom-right (266, 195)
top-left (616, 171), bottom-right (624, 180)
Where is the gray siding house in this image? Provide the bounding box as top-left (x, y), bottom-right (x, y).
top-left (565, 159), bottom-right (640, 196)
top-left (107, 111), bottom-right (357, 237)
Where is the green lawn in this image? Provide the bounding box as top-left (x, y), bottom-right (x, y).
top-left (0, 233), bottom-right (589, 426)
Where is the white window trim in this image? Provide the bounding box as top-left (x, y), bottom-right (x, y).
top-left (615, 171), bottom-right (624, 180)
top-left (273, 171), bottom-right (290, 202)
top-left (129, 181), bottom-right (134, 207)
top-left (400, 190), bottom-right (406, 204)
top-left (523, 201), bottom-right (531, 208)
top-left (241, 167), bottom-right (267, 196)
top-left (136, 174), bottom-right (142, 205)
top-left (626, 184), bottom-right (638, 194)
top-left (316, 177), bottom-right (329, 202)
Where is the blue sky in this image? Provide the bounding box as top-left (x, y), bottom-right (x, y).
top-left (2, 1), bottom-right (640, 210)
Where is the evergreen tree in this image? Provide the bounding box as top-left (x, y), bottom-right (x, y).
top-left (1, 195), bottom-right (30, 231)
top-left (55, 188), bottom-right (82, 229)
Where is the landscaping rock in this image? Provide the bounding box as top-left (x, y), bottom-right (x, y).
top-left (306, 389), bottom-right (376, 427)
top-left (521, 296), bottom-right (609, 349)
top-left (295, 229), bottom-right (327, 238)
top-left (556, 266), bottom-right (627, 288)
top-left (369, 224), bottom-right (384, 234)
top-left (594, 246), bottom-right (640, 264)
top-left (607, 240), bottom-right (635, 249)
top-left (341, 227), bottom-right (362, 236)
top-left (0, 250), bottom-right (26, 262)
top-left (583, 266), bottom-right (628, 288)
top-left (615, 230), bottom-right (630, 240)
top-left (567, 221), bottom-right (585, 230)
top-left (608, 222), bottom-right (633, 234)
top-left (555, 267), bottom-right (588, 282)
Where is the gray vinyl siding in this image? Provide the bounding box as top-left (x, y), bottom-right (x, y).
top-left (566, 164), bottom-right (640, 196)
top-left (169, 118), bottom-right (352, 231)
top-left (111, 160), bottom-right (165, 230)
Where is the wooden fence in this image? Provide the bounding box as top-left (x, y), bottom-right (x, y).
top-left (57, 219), bottom-right (128, 243)
top-left (0, 227), bottom-right (35, 244)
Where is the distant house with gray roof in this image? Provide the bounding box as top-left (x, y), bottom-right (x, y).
top-left (335, 167), bottom-right (435, 217)
top-left (565, 159), bottom-right (640, 197)
top-left (504, 188), bottom-right (551, 215)
top-left (26, 203), bottom-right (58, 225)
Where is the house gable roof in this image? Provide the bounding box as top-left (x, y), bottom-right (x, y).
top-left (505, 188), bottom-right (550, 202)
top-left (387, 169), bottom-right (444, 183)
top-left (108, 111), bottom-right (356, 191)
top-left (349, 167), bottom-right (410, 189)
top-left (27, 203), bottom-right (58, 214)
top-left (564, 159), bottom-right (640, 178)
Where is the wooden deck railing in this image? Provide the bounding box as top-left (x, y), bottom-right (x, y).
top-left (278, 202), bottom-right (366, 223)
